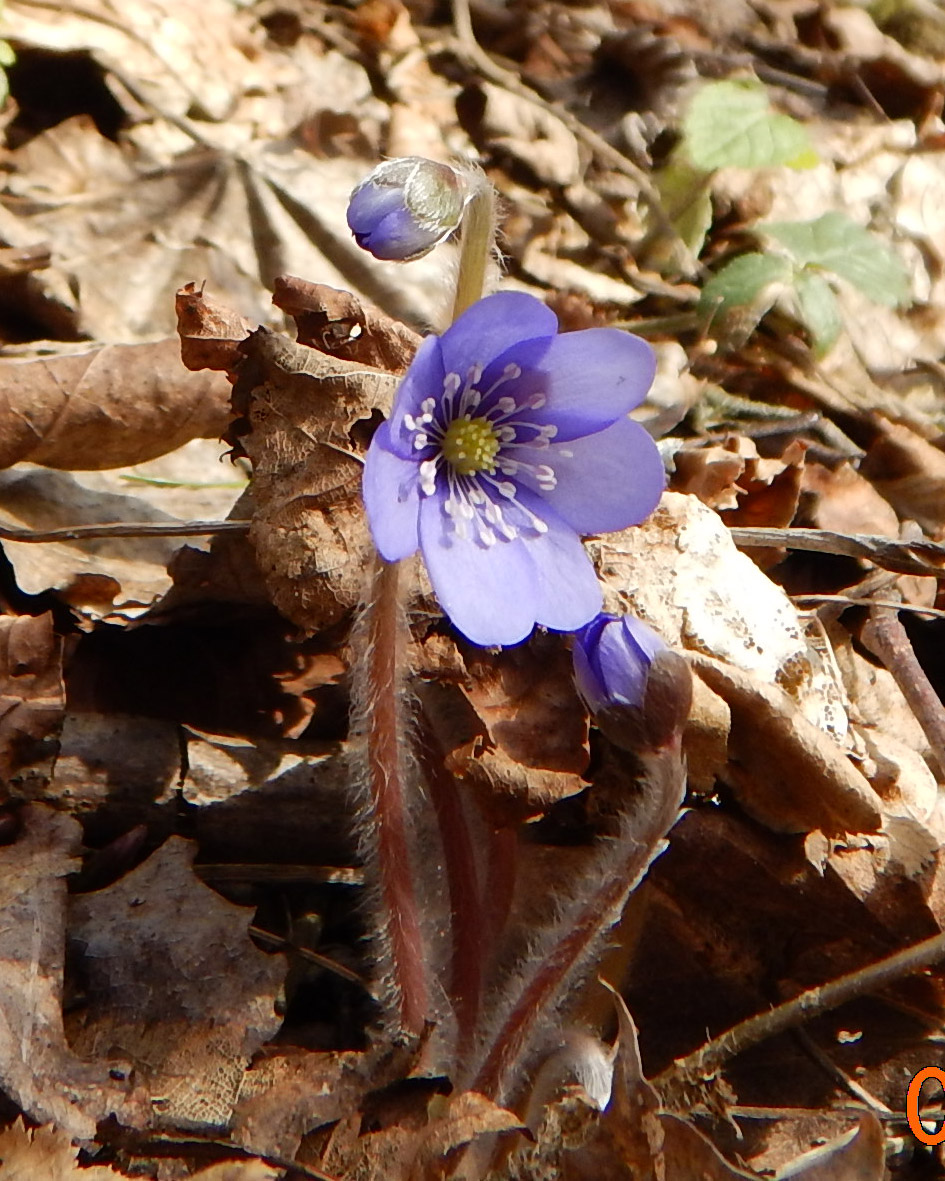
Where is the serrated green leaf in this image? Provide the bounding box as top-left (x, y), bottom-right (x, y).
top-left (699, 252), bottom-right (793, 318)
top-left (760, 212), bottom-right (911, 308)
top-left (682, 79), bottom-right (819, 172)
top-left (792, 269), bottom-right (842, 356)
top-left (655, 155), bottom-right (713, 258)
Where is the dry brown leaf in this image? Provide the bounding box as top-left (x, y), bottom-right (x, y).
top-left (68, 836), bottom-right (286, 1132)
top-left (0, 112), bottom-right (448, 341)
top-left (860, 415), bottom-right (945, 537)
top-left (3, 0), bottom-right (261, 123)
top-left (0, 805), bottom-right (142, 1139)
top-left (177, 283), bottom-right (254, 374)
top-left (231, 327), bottom-right (397, 632)
top-left (0, 466), bottom-right (225, 618)
top-left (231, 1048), bottom-right (372, 1159)
top-left (598, 491), bottom-right (853, 750)
top-left (0, 612), bottom-right (64, 788)
top-left (0, 1118), bottom-right (125, 1181)
top-left (458, 633), bottom-right (590, 775)
top-left (272, 276), bottom-right (421, 374)
top-left (0, 339), bottom-right (231, 470)
top-left (689, 651), bottom-right (883, 834)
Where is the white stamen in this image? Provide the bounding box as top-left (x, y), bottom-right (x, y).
top-left (528, 393), bottom-right (547, 409)
top-left (413, 433), bottom-right (428, 449)
top-left (419, 459), bottom-right (438, 495)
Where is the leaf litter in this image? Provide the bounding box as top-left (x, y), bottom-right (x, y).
top-left (0, 0), bottom-right (945, 1178)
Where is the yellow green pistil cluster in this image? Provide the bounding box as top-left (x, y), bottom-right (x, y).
top-left (441, 415), bottom-right (501, 476)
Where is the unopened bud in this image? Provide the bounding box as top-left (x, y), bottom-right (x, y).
top-left (346, 157), bottom-right (466, 262)
top-left (573, 614), bottom-right (692, 751)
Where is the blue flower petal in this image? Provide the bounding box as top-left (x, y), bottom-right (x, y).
top-left (512, 487), bottom-right (603, 633)
top-left (385, 334), bottom-right (446, 458)
top-left (496, 328), bottom-right (657, 442)
top-left (363, 423), bottom-right (422, 561)
top-left (418, 492), bottom-right (538, 646)
top-left (438, 291), bottom-right (557, 377)
top-left (512, 416), bottom-right (665, 534)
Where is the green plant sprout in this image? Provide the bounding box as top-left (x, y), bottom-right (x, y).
top-left (699, 211), bottom-right (911, 355)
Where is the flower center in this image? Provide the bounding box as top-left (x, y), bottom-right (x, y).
top-left (441, 415), bottom-right (500, 476)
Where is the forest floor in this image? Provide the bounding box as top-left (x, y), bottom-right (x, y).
top-left (2, 0), bottom-right (945, 1177)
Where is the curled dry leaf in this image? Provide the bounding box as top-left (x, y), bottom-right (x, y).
top-left (688, 651), bottom-right (883, 834)
top-left (860, 415), bottom-right (945, 536)
top-left (0, 339), bottom-right (231, 471)
top-left (177, 283), bottom-right (254, 374)
top-left (0, 1118), bottom-right (125, 1181)
top-left (272, 277), bottom-right (421, 374)
top-left (446, 633), bottom-right (590, 820)
top-left (68, 836), bottom-right (286, 1132)
top-left (0, 612), bottom-right (64, 788)
top-left (0, 806), bottom-right (142, 1140)
top-left (229, 327), bottom-right (399, 632)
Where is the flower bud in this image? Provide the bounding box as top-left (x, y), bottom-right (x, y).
top-left (346, 157), bottom-right (466, 262)
top-left (573, 614), bottom-right (692, 750)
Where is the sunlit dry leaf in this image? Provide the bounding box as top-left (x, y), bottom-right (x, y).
top-left (478, 83), bottom-right (583, 187)
top-left (2, 0), bottom-right (261, 122)
top-left (459, 634), bottom-right (590, 776)
top-left (177, 282), bottom-right (254, 373)
top-left (860, 415), bottom-right (945, 537)
top-left (0, 114), bottom-right (447, 342)
top-left (0, 1118), bottom-right (125, 1180)
top-left (0, 339), bottom-right (230, 470)
top-left (233, 327), bottom-right (397, 631)
top-left (0, 806), bottom-right (142, 1139)
top-left (271, 277), bottom-right (420, 374)
top-left (68, 836), bottom-right (286, 1131)
top-left (0, 468), bottom-right (205, 618)
top-left (0, 612), bottom-right (63, 788)
top-left (689, 651), bottom-right (883, 834)
top-left (598, 491), bottom-right (852, 743)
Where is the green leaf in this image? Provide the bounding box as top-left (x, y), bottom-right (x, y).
top-left (792, 269), bottom-right (842, 356)
top-left (655, 155), bottom-right (713, 259)
top-left (699, 252), bottom-right (793, 319)
top-left (0, 40), bottom-right (14, 69)
top-left (761, 212), bottom-right (911, 307)
top-left (682, 79), bottom-right (819, 171)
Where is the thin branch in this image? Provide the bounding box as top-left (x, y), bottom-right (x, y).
top-left (0, 520), bottom-right (249, 544)
top-left (793, 594), bottom-right (945, 620)
top-left (448, 0), bottom-right (694, 275)
top-left (655, 931), bottom-right (945, 1101)
top-left (729, 526), bottom-right (945, 579)
top-left (860, 605), bottom-right (945, 781)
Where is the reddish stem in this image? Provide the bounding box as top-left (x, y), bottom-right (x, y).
top-left (363, 558), bottom-right (428, 1035)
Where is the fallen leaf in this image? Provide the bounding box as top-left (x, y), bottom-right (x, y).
top-left (230, 326), bottom-right (397, 632)
top-left (0, 340), bottom-right (231, 470)
top-left (0, 1118), bottom-right (125, 1180)
top-left (68, 836), bottom-right (287, 1131)
top-left (689, 651), bottom-right (883, 834)
top-left (0, 806), bottom-right (141, 1139)
top-left (0, 612), bottom-right (64, 788)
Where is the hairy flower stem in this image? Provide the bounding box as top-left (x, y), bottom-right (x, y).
top-left (451, 172), bottom-right (497, 321)
top-left (354, 556), bottom-right (429, 1036)
top-left (416, 715), bottom-right (484, 1053)
top-left (471, 740), bottom-right (686, 1103)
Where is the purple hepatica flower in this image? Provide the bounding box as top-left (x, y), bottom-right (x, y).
top-left (347, 157), bottom-right (466, 262)
top-left (572, 613), bottom-right (666, 715)
top-left (363, 291), bottom-right (665, 647)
